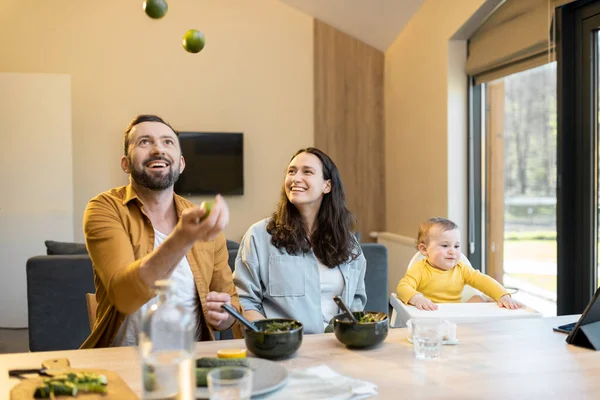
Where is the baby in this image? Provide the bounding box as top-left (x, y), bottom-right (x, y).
top-left (396, 217), bottom-right (522, 311)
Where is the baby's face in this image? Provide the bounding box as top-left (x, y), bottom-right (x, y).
top-left (421, 228), bottom-right (461, 270)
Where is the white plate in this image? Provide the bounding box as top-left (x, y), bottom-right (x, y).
top-left (196, 357), bottom-right (288, 399)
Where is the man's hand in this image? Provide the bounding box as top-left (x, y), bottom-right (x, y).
top-left (497, 294), bottom-right (523, 310)
top-left (205, 291), bottom-right (235, 330)
top-left (176, 195), bottom-right (229, 245)
top-left (408, 294), bottom-right (438, 311)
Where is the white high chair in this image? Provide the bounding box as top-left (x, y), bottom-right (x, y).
top-left (389, 251), bottom-right (490, 328)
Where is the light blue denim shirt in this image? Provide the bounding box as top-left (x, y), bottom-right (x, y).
top-left (233, 219), bottom-right (367, 334)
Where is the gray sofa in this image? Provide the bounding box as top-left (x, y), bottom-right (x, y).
top-left (27, 240), bottom-right (387, 351)
top-left (27, 254), bottom-right (95, 351)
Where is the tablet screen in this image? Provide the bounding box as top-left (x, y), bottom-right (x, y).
top-left (567, 287), bottom-right (600, 344)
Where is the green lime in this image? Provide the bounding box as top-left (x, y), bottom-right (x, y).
top-left (182, 29), bottom-right (206, 54)
top-left (200, 201), bottom-right (214, 221)
top-left (143, 0), bottom-right (168, 19)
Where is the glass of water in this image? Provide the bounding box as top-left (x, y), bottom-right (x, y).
top-left (409, 318), bottom-right (445, 360)
top-left (207, 367), bottom-right (253, 400)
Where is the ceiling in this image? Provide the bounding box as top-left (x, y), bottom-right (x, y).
top-left (280, 0), bottom-right (424, 52)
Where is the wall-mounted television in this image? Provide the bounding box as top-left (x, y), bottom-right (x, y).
top-left (175, 132), bottom-right (244, 196)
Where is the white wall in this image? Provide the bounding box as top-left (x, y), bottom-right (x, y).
top-left (385, 0), bottom-right (486, 242)
top-left (374, 232), bottom-right (419, 296)
top-left (0, 0), bottom-right (314, 243)
top-left (447, 40), bottom-right (469, 247)
top-left (0, 73), bottom-right (73, 327)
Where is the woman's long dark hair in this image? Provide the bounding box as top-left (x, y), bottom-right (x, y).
top-left (266, 148), bottom-right (361, 268)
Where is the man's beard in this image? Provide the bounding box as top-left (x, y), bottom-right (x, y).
top-left (130, 156), bottom-right (181, 191)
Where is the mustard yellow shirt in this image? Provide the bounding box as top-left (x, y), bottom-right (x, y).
top-left (80, 184), bottom-right (243, 348)
top-left (396, 259), bottom-right (508, 304)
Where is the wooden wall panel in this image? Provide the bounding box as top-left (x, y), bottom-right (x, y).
top-left (486, 81), bottom-right (505, 284)
top-left (314, 20), bottom-right (385, 241)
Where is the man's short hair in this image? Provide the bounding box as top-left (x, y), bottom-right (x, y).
top-left (123, 114), bottom-right (178, 156)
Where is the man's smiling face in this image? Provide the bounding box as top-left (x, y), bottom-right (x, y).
top-left (122, 121), bottom-right (185, 191)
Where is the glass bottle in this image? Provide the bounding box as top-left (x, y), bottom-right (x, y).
top-left (139, 280), bottom-right (195, 399)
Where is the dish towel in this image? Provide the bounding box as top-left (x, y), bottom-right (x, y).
top-left (255, 364), bottom-right (378, 400)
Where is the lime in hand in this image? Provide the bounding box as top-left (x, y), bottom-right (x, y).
top-left (200, 201), bottom-right (214, 222)
top-left (143, 0), bottom-right (168, 19)
top-left (182, 29), bottom-right (206, 53)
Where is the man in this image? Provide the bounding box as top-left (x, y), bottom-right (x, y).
top-left (81, 114), bottom-right (242, 348)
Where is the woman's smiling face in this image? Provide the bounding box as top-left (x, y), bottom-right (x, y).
top-left (284, 152), bottom-right (331, 210)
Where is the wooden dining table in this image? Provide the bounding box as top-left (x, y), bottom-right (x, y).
top-left (1, 315), bottom-right (599, 399)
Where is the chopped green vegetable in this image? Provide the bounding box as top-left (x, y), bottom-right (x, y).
top-left (33, 372), bottom-right (107, 398)
top-left (262, 321), bottom-right (301, 333)
top-left (34, 385), bottom-right (50, 398)
top-left (73, 382), bottom-right (107, 394)
top-left (48, 381), bottom-right (77, 396)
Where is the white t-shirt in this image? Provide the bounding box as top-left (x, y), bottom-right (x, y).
top-left (318, 259), bottom-right (344, 328)
top-left (112, 229), bottom-right (198, 347)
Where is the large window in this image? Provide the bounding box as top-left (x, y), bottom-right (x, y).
top-left (479, 63), bottom-right (558, 316)
top-left (470, 0), bottom-right (600, 316)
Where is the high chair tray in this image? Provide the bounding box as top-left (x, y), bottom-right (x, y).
top-left (389, 293), bottom-right (542, 328)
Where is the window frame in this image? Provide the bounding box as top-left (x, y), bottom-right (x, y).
top-left (556, 0), bottom-right (600, 314)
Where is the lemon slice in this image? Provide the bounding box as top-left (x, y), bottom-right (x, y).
top-left (216, 348), bottom-right (247, 359)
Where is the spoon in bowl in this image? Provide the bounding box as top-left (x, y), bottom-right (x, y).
top-left (333, 296), bottom-right (359, 324)
top-left (220, 303), bottom-right (260, 332)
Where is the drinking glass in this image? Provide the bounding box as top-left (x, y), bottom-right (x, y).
top-left (409, 318), bottom-right (444, 360)
top-left (207, 367), bottom-right (253, 400)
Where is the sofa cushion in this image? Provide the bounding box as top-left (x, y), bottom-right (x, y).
top-left (226, 239), bottom-right (240, 251)
top-left (43, 239), bottom-right (236, 255)
top-left (45, 240), bottom-right (88, 255)
top-left (361, 243), bottom-right (389, 314)
top-left (27, 255), bottom-right (95, 351)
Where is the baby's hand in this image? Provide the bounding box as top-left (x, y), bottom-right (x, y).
top-left (409, 294), bottom-right (438, 311)
top-left (497, 294), bottom-right (523, 310)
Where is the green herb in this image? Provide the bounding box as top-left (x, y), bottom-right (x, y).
top-left (358, 313), bottom-right (377, 324)
top-left (262, 321), bottom-right (300, 333)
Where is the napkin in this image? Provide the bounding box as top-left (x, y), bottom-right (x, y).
top-left (255, 364), bottom-right (377, 400)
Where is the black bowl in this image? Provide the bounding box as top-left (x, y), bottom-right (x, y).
top-left (333, 311), bottom-right (389, 349)
top-left (244, 318), bottom-right (303, 360)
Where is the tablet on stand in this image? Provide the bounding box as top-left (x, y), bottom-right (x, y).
top-left (565, 287), bottom-right (600, 350)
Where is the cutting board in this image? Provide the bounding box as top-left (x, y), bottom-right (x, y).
top-left (10, 359), bottom-right (137, 400)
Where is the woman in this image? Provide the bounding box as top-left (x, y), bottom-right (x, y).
top-left (233, 147), bottom-right (367, 334)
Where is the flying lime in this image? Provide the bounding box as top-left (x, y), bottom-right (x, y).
top-left (143, 0), bottom-right (168, 19)
top-left (182, 29), bottom-right (206, 54)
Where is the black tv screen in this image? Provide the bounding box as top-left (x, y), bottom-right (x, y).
top-left (175, 132), bottom-right (244, 196)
